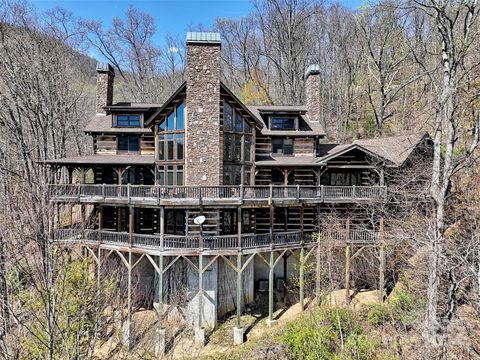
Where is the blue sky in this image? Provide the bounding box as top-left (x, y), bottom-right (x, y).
top-left (32, 0), bottom-right (364, 48)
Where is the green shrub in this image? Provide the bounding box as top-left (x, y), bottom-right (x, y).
top-left (367, 303), bottom-right (390, 326)
top-left (279, 308), bottom-right (385, 360)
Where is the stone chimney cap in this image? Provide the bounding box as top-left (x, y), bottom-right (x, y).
top-left (96, 62), bottom-right (115, 74)
top-left (186, 32), bottom-right (221, 44)
top-left (305, 64), bottom-right (320, 78)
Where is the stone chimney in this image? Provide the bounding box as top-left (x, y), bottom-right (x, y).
top-left (185, 32), bottom-right (222, 186)
top-left (96, 63), bottom-right (115, 115)
top-left (305, 64), bottom-right (321, 122)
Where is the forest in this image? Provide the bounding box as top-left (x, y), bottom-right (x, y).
top-left (0, 0), bottom-right (480, 359)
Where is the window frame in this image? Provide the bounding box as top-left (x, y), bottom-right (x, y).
top-left (268, 116), bottom-right (298, 131)
top-left (272, 137), bottom-right (294, 155)
top-left (117, 134), bottom-right (140, 154)
top-left (113, 114), bottom-right (143, 128)
top-left (156, 101), bottom-right (185, 163)
top-left (223, 99), bottom-right (255, 185)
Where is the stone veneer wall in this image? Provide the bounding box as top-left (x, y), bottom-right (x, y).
top-left (305, 72), bottom-right (321, 122)
top-left (96, 67), bottom-right (114, 115)
top-left (185, 42), bottom-right (222, 185)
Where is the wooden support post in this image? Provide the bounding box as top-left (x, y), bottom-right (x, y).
top-left (268, 251), bottom-right (275, 323)
top-left (379, 217), bottom-right (385, 303)
top-left (126, 250), bottom-right (133, 348)
top-left (269, 205), bottom-right (274, 245)
top-left (128, 206), bottom-right (134, 246)
top-left (159, 206), bottom-right (164, 251)
top-left (299, 247), bottom-right (305, 311)
top-left (236, 254), bottom-right (242, 328)
top-left (316, 205), bottom-right (321, 306)
top-left (237, 207), bottom-right (242, 249)
top-left (345, 245), bottom-right (351, 306)
top-left (158, 255), bottom-right (164, 327)
top-left (97, 206), bottom-right (103, 287)
top-left (198, 254), bottom-right (203, 329)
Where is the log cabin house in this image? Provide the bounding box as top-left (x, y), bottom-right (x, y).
top-left (45, 32), bottom-right (432, 348)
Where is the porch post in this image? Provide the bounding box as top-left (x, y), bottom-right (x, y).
top-left (233, 253), bottom-right (244, 345)
top-left (125, 206), bottom-right (134, 348)
top-left (379, 217), bottom-right (385, 303)
top-left (269, 205), bottom-right (274, 244)
top-left (316, 205), bottom-right (322, 306)
top-left (299, 247), bottom-right (305, 311)
top-left (268, 250), bottom-right (275, 325)
top-left (345, 244), bottom-right (351, 306)
top-left (155, 254), bottom-right (166, 358)
top-left (195, 254), bottom-right (205, 346)
top-left (97, 206), bottom-right (103, 287)
top-left (159, 206), bottom-right (164, 251)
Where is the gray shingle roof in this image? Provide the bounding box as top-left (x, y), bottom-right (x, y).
top-left (318, 132), bottom-right (430, 167)
top-left (44, 155), bottom-right (154, 166)
top-left (247, 105), bottom-right (325, 136)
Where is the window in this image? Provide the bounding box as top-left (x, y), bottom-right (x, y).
top-left (156, 101), bottom-right (185, 162)
top-left (224, 102), bottom-right (233, 131)
top-left (272, 138), bottom-right (293, 155)
top-left (118, 135), bottom-right (140, 153)
top-left (223, 165), bottom-right (242, 185)
top-left (115, 114), bottom-right (141, 127)
top-left (165, 210), bottom-right (185, 235)
top-left (157, 164), bottom-right (184, 186)
top-left (270, 117), bottom-right (296, 130)
top-left (223, 100), bottom-right (254, 185)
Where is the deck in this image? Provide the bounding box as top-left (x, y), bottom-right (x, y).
top-left (48, 184), bottom-right (387, 206)
top-left (51, 228), bottom-right (381, 255)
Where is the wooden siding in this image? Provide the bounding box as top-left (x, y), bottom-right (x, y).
top-left (93, 134), bottom-right (154, 155)
top-left (294, 137), bottom-right (315, 155)
top-left (255, 133), bottom-right (315, 158)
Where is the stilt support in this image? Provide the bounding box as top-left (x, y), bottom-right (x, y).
top-left (345, 245), bottom-right (351, 306)
top-left (195, 254), bottom-right (205, 346)
top-left (233, 253), bottom-right (244, 344)
top-left (299, 247), bottom-right (305, 311)
top-left (267, 251), bottom-right (276, 326)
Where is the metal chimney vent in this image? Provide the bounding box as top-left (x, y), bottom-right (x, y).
top-left (186, 32), bottom-right (221, 44)
top-left (305, 64), bottom-right (321, 77)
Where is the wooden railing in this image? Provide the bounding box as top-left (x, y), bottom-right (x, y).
top-left (51, 227), bottom-right (380, 251)
top-left (48, 184), bottom-right (387, 203)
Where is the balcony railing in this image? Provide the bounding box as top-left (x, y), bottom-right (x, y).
top-left (48, 184), bottom-right (387, 203)
top-left (51, 227), bottom-right (380, 251)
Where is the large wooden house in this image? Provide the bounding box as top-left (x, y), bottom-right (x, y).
top-left (46, 32), bottom-right (432, 348)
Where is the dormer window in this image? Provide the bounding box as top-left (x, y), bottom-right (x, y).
top-left (114, 114), bottom-right (142, 127)
top-left (269, 116), bottom-right (297, 130)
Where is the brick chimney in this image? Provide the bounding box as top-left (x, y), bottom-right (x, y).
top-left (185, 32), bottom-right (222, 186)
top-left (96, 63), bottom-right (115, 115)
top-left (305, 64), bottom-right (321, 122)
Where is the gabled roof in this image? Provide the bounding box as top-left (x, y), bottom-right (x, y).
top-left (144, 82), bottom-right (187, 126)
top-left (317, 132), bottom-right (430, 167)
top-left (220, 82), bottom-right (264, 129)
top-left (247, 105), bottom-right (325, 137)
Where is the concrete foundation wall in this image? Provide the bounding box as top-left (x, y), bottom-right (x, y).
top-left (186, 256), bottom-right (218, 329)
top-left (217, 256), bottom-right (254, 317)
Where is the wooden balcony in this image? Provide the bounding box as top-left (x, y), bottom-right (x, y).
top-left (48, 184), bottom-right (387, 206)
top-left (51, 228), bottom-right (381, 254)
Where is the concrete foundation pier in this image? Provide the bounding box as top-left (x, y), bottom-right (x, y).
top-left (233, 326), bottom-right (244, 345)
top-left (194, 327), bottom-right (205, 347)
